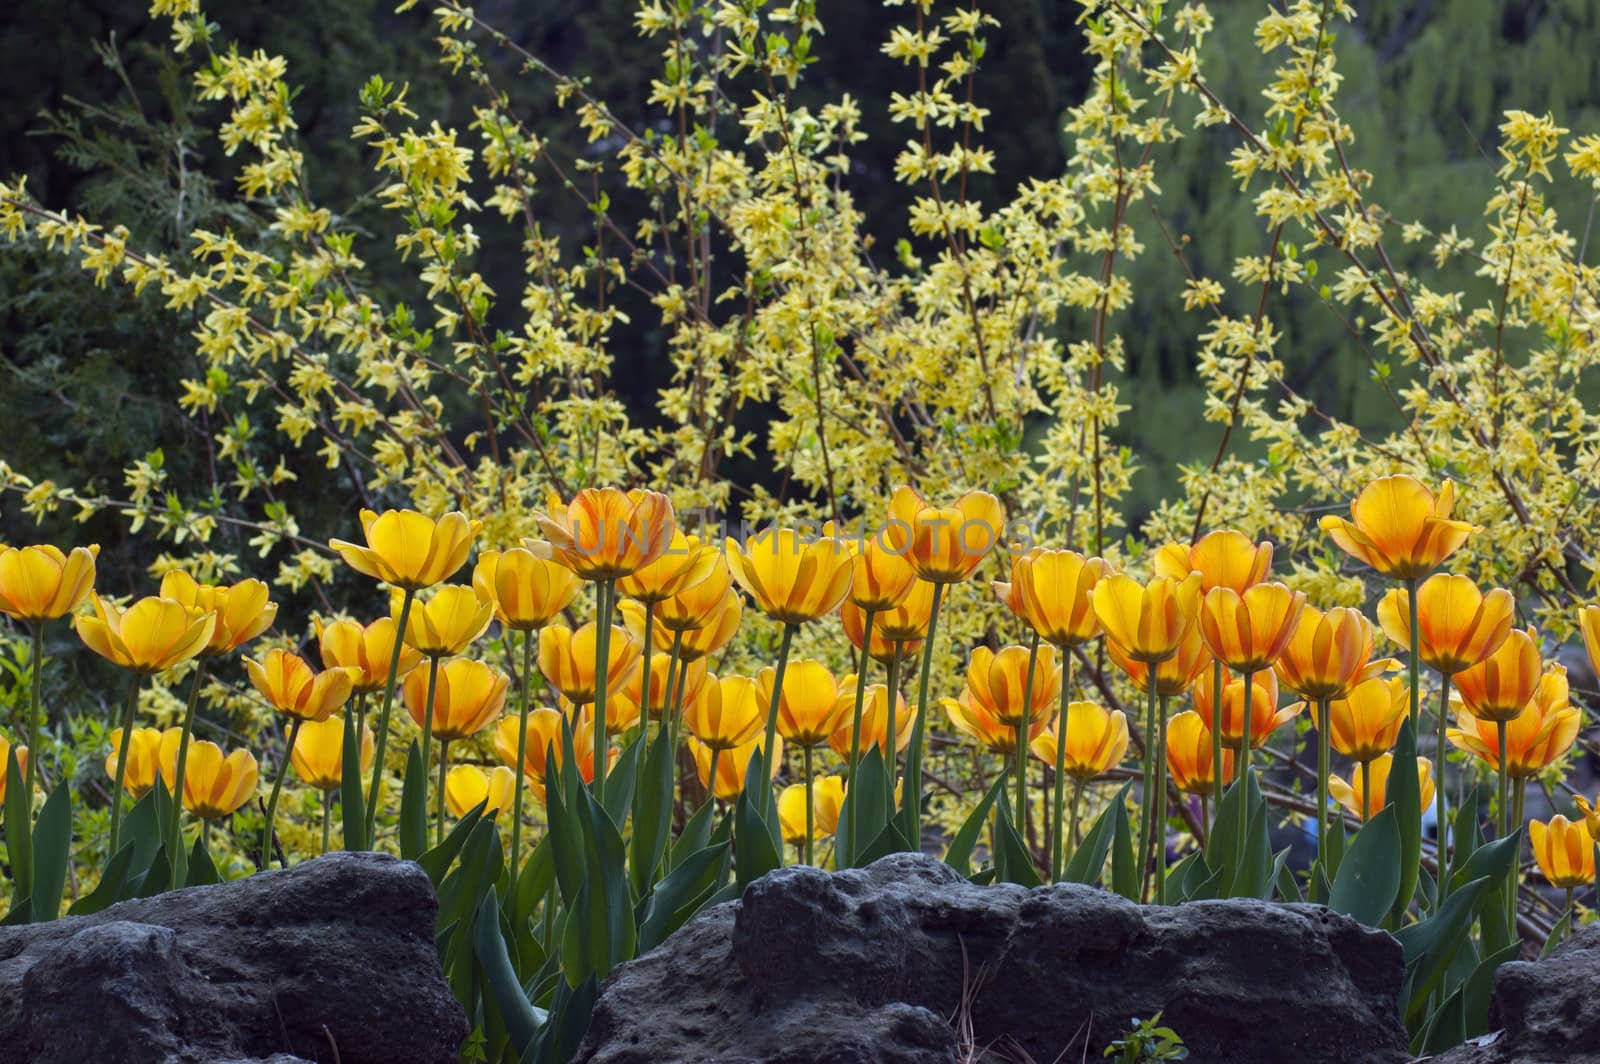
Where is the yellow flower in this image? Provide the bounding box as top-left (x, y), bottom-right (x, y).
top-left (538, 622), bottom-right (641, 705)
top-left (0, 543), bottom-right (98, 621)
top-left (655, 542), bottom-right (733, 632)
top-left (691, 733), bottom-right (780, 802)
top-left (1448, 667), bottom-right (1580, 778)
top-left (1581, 604), bottom-right (1600, 681)
top-left (725, 527), bottom-right (853, 624)
top-left (1165, 710), bottom-right (1233, 795)
top-left (827, 678), bottom-right (912, 759)
top-left (1028, 701), bottom-right (1128, 780)
top-left (1377, 574), bottom-right (1514, 674)
top-left (1453, 626), bottom-right (1543, 723)
top-left (168, 739), bottom-right (258, 819)
top-left (105, 727), bottom-right (164, 798)
top-left (862, 578), bottom-right (937, 648)
top-left (158, 570), bottom-right (276, 655)
top-left (1273, 606), bottom-right (1391, 701)
top-left (847, 538), bottom-right (918, 612)
top-left (493, 707), bottom-right (609, 788)
top-left (1530, 815), bottom-right (1596, 888)
top-left (0, 733), bottom-right (27, 795)
top-left (617, 528), bottom-right (720, 604)
top-left (674, 591), bottom-right (743, 661)
top-left (245, 649), bottom-right (357, 723)
top-left (840, 599), bottom-right (920, 665)
top-left (996, 548), bottom-right (1112, 647)
top-left (444, 765), bottom-right (518, 819)
top-left (316, 616), bottom-right (423, 693)
top-left (402, 657), bottom-right (508, 741)
top-left (813, 775), bottom-right (846, 836)
top-left (682, 674), bottom-right (764, 751)
top-left (1107, 624), bottom-right (1212, 698)
top-left (943, 689), bottom-right (1050, 756)
top-left (529, 487), bottom-right (675, 581)
top-left (1191, 666), bottom-right (1299, 750)
top-left (1330, 754), bottom-right (1435, 822)
top-left (399, 585), bottom-right (494, 656)
top-left (1314, 675), bottom-right (1408, 763)
top-left (1091, 572), bottom-right (1204, 664)
top-left (290, 716), bottom-right (374, 791)
top-left (1197, 581), bottom-right (1306, 672)
top-left (956, 644), bottom-right (1062, 728)
top-left (761, 660), bottom-right (846, 748)
top-left (1572, 793), bottom-right (1600, 839)
top-left (472, 547), bottom-right (580, 630)
top-left (1152, 531), bottom-right (1271, 593)
top-left (618, 651), bottom-right (707, 722)
top-left (75, 593), bottom-right (216, 674)
top-left (1319, 476), bottom-right (1477, 580)
top-left (330, 508), bottom-right (475, 590)
top-left (884, 484), bottom-right (1005, 583)
top-left (778, 783), bottom-right (824, 846)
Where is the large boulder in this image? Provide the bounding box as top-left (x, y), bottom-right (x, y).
top-left (574, 852), bottom-right (1408, 1063)
top-left (0, 852), bottom-right (466, 1064)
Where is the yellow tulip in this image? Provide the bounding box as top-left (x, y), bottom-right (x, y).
top-left (1581, 604), bottom-right (1600, 682)
top-left (1152, 531), bottom-right (1272, 593)
top-left (166, 739), bottom-right (258, 819)
top-left (1197, 581), bottom-right (1306, 672)
top-left (883, 485), bottom-right (1005, 583)
top-left (655, 543), bottom-right (733, 632)
top-left (444, 765), bottom-right (518, 819)
top-left (943, 690), bottom-right (1049, 756)
top-left (813, 775), bottom-right (847, 836)
top-left (316, 616), bottom-right (423, 693)
top-left (1191, 666), bottom-right (1299, 750)
top-left (1377, 574), bottom-right (1514, 674)
top-left (1091, 572), bottom-right (1203, 664)
top-left (538, 622), bottom-right (641, 704)
top-left (329, 507), bottom-right (475, 590)
top-left (778, 783), bottom-right (824, 846)
top-left (1530, 815), bottom-right (1596, 889)
top-left (158, 571), bottom-right (276, 655)
top-left (1448, 666), bottom-right (1580, 778)
top-left (245, 649), bottom-right (357, 723)
top-left (1330, 754), bottom-right (1435, 822)
top-left (1313, 675), bottom-right (1408, 763)
top-left (0, 733), bottom-right (27, 795)
top-left (996, 548), bottom-right (1112, 648)
top-left (956, 644), bottom-right (1062, 728)
top-left (1165, 710), bottom-right (1234, 795)
top-left (75, 593), bottom-right (216, 674)
top-left (840, 599), bottom-right (921, 665)
top-left (529, 487), bottom-right (675, 581)
top-left (1453, 626), bottom-right (1543, 723)
top-left (493, 708), bottom-right (565, 781)
top-left (691, 734), bottom-right (780, 802)
top-left (725, 528), bottom-right (853, 624)
top-left (847, 538), bottom-right (918, 612)
top-left (402, 657), bottom-right (508, 742)
top-left (1273, 605), bottom-right (1390, 701)
top-left (472, 548), bottom-right (580, 630)
top-left (827, 678), bottom-right (913, 759)
top-left (290, 716), bottom-right (374, 791)
top-left (1027, 701), bottom-right (1128, 780)
top-left (105, 727), bottom-right (164, 798)
top-left (761, 660), bottom-right (846, 748)
top-left (1572, 793), bottom-right (1600, 839)
top-left (0, 544), bottom-right (98, 622)
top-left (870, 578), bottom-right (937, 645)
top-left (1320, 475), bottom-right (1477, 580)
top-left (1107, 624), bottom-right (1212, 698)
top-left (399, 585), bottom-right (494, 656)
top-left (617, 528), bottom-right (720, 604)
top-left (682, 674), bottom-right (764, 751)
top-left (675, 590), bottom-right (744, 661)
top-left (618, 651), bottom-right (707, 722)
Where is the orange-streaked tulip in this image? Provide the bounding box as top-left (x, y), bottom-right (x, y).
top-left (1582, 604), bottom-right (1600, 681)
top-left (493, 707), bottom-right (604, 784)
top-left (1197, 582), bottom-right (1306, 672)
top-left (1448, 667), bottom-right (1580, 777)
top-left (691, 734), bottom-right (781, 802)
top-left (76, 594), bottom-right (216, 674)
top-left (997, 549), bottom-right (1111, 647)
top-left (884, 485), bottom-right (1005, 583)
top-left (1165, 710), bottom-right (1234, 794)
top-left (1453, 626), bottom-right (1542, 722)
top-left (574, 688), bottom-right (640, 737)
top-left (1091, 572), bottom-right (1203, 664)
top-left (956, 644), bottom-right (1062, 727)
top-left (1320, 476), bottom-right (1477, 580)
top-left (725, 528), bottom-right (853, 624)
top-left (656, 543), bottom-right (733, 632)
top-left (1107, 624), bottom-right (1211, 698)
top-left (1530, 815), bottom-right (1596, 888)
top-left (813, 775), bottom-right (847, 835)
top-left (840, 599), bottom-right (922, 665)
top-left (316, 616), bottom-right (423, 693)
top-left (529, 487), bottom-right (674, 581)
top-left (330, 508), bottom-right (474, 590)
top-left (0, 733), bottom-right (26, 794)
top-left (943, 690), bottom-right (1049, 756)
top-left (472, 547), bottom-right (581, 630)
top-left (848, 538), bottom-right (918, 612)
top-left (291, 716), bottom-right (374, 791)
top-left (399, 585), bottom-right (494, 656)
top-left (761, 660), bottom-right (846, 748)
top-left (1192, 666), bottom-right (1298, 750)
top-left (778, 782), bottom-right (824, 846)
top-left (1377, 574), bottom-right (1514, 674)
top-left (872, 579), bottom-right (937, 645)
top-left (444, 765), bottom-right (518, 819)
top-left (828, 678), bottom-right (913, 759)
top-left (683, 674), bottom-right (765, 751)
top-left (169, 739), bottom-right (258, 819)
top-left (1574, 793), bottom-right (1600, 840)
top-left (246, 649), bottom-right (357, 723)
top-left (105, 727), bottom-right (163, 798)
top-left (1330, 754), bottom-right (1435, 821)
top-left (1315, 675), bottom-right (1408, 763)
top-left (0, 544), bottom-right (98, 621)
top-left (617, 528), bottom-right (720, 604)
top-left (538, 622), bottom-right (641, 704)
top-left (402, 657), bottom-right (508, 741)
top-left (158, 571), bottom-right (276, 655)
top-left (1028, 701), bottom-right (1128, 779)
top-left (1274, 606), bottom-right (1391, 701)
top-left (618, 652), bottom-right (707, 722)
top-left (1153, 531), bottom-right (1272, 593)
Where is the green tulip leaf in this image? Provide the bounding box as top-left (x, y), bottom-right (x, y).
top-left (341, 710), bottom-right (366, 851)
top-left (399, 740), bottom-right (428, 861)
top-left (4, 746), bottom-right (30, 905)
top-left (1063, 781), bottom-right (1131, 887)
top-left (1328, 805), bottom-right (1401, 927)
top-left (945, 773), bottom-right (1005, 876)
top-left (475, 886), bottom-right (545, 1054)
top-left (628, 729), bottom-right (675, 900)
top-left (29, 783), bottom-right (70, 921)
top-left (1389, 719), bottom-right (1422, 923)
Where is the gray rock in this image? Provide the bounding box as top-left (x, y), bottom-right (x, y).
top-left (0, 852), bottom-right (465, 1064)
top-left (573, 852), bottom-right (1409, 1063)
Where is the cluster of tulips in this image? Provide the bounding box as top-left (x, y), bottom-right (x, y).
top-left (0, 473), bottom-right (1597, 929)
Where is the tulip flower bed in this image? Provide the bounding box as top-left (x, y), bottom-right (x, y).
top-left (7, 0), bottom-right (1600, 1060)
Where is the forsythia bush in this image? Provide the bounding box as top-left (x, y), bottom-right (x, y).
top-left (4, 0), bottom-right (1600, 1059)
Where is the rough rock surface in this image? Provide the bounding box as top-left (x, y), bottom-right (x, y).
top-left (1430, 922), bottom-right (1600, 1063)
top-left (0, 852), bottom-right (466, 1064)
top-left (573, 852), bottom-right (1408, 1064)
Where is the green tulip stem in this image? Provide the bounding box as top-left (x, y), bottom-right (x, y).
top-left (417, 653), bottom-right (442, 822)
top-left (25, 621), bottom-right (42, 810)
top-left (1436, 672), bottom-right (1452, 906)
top-left (803, 744), bottom-right (816, 867)
top-left (108, 673), bottom-right (143, 856)
top-left (591, 578), bottom-right (617, 805)
top-left (353, 690), bottom-right (368, 741)
top-left (845, 608), bottom-right (876, 865)
top-left (201, 815), bottom-right (211, 853)
top-left (1142, 672), bottom-right (1159, 902)
top-left (436, 740), bottom-right (450, 847)
top-left (1015, 630), bottom-right (1040, 845)
top-left (1050, 651), bottom-right (1074, 881)
top-left (1565, 886), bottom-right (1575, 941)
top-left (1067, 776), bottom-right (1085, 863)
top-left (509, 627), bottom-right (535, 879)
top-left (1406, 577), bottom-right (1421, 729)
top-left (905, 581), bottom-right (947, 847)
top-left (261, 716), bottom-right (302, 869)
top-left (706, 746), bottom-right (721, 808)
top-left (884, 641), bottom-right (905, 813)
top-left (1496, 720), bottom-right (1510, 839)
top-left (364, 585), bottom-right (416, 848)
top-left (1315, 696), bottom-right (1330, 876)
top-left (169, 657), bottom-right (209, 886)
top-left (1240, 668), bottom-right (1254, 777)
top-left (321, 790), bottom-right (332, 856)
top-left (1209, 660), bottom-right (1225, 826)
top-left (757, 622), bottom-right (797, 834)
top-left (1155, 693), bottom-right (1171, 904)
top-left (640, 600), bottom-right (656, 738)
top-left (1232, 667), bottom-right (1254, 892)
top-left (1511, 776), bottom-right (1527, 933)
top-left (1361, 758), bottom-right (1372, 823)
